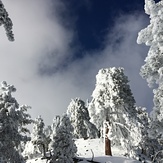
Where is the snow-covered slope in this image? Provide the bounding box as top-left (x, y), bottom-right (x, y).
top-left (75, 138), bottom-right (126, 157)
top-left (80, 156), bottom-right (140, 163)
top-left (75, 138), bottom-right (141, 163)
top-left (27, 155), bottom-right (141, 163)
top-left (27, 138), bottom-right (149, 163)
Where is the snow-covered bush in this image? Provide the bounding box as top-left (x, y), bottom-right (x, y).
top-left (49, 114), bottom-right (77, 163)
top-left (0, 81), bottom-right (32, 162)
top-left (67, 98), bottom-right (99, 139)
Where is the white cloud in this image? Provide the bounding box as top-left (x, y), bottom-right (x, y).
top-left (0, 1), bottom-right (153, 126)
top-left (63, 13), bottom-right (153, 111)
top-left (0, 0), bottom-right (76, 124)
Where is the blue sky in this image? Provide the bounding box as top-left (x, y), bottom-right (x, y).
top-left (62, 0), bottom-right (145, 51)
top-left (0, 0), bottom-right (156, 125)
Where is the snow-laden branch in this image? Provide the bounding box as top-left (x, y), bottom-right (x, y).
top-left (114, 122), bottom-right (131, 133)
top-left (0, 0), bottom-right (14, 41)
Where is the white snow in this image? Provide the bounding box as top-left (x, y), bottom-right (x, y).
top-left (75, 138), bottom-right (141, 163)
top-left (26, 138), bottom-right (145, 163)
top-left (79, 156), bottom-right (140, 163)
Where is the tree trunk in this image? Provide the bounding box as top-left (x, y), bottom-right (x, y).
top-left (40, 143), bottom-right (46, 158)
top-left (105, 136), bottom-right (112, 155)
top-left (105, 122), bottom-right (112, 156)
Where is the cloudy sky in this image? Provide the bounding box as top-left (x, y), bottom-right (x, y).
top-left (0, 0), bottom-right (156, 125)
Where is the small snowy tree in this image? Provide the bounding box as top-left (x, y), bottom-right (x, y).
top-left (31, 116), bottom-right (46, 157)
top-left (23, 116), bottom-right (47, 159)
top-left (49, 114), bottom-right (77, 163)
top-left (67, 98), bottom-right (99, 139)
top-left (137, 0), bottom-right (163, 149)
top-left (50, 115), bottom-right (61, 139)
top-left (0, 0), bottom-right (14, 41)
top-left (88, 68), bottom-right (142, 155)
top-left (44, 125), bottom-right (52, 152)
top-left (0, 81), bottom-right (32, 163)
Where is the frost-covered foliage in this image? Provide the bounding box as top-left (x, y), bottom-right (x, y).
top-left (44, 125), bottom-right (52, 152)
top-left (49, 114), bottom-right (77, 163)
top-left (31, 116), bottom-right (46, 154)
top-left (23, 116), bottom-right (48, 159)
top-left (0, 0), bottom-right (14, 41)
top-left (152, 150), bottom-right (163, 163)
top-left (149, 85), bottom-right (163, 143)
top-left (137, 0), bottom-right (163, 147)
top-left (67, 98), bottom-right (99, 139)
top-left (137, 0), bottom-right (163, 86)
top-left (0, 81), bottom-right (32, 163)
top-left (50, 115), bottom-right (60, 140)
top-left (135, 107), bottom-right (150, 154)
top-left (135, 106), bottom-right (159, 160)
top-left (88, 68), bottom-right (142, 154)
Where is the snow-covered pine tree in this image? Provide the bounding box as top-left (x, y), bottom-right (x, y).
top-left (67, 98), bottom-right (99, 139)
top-left (134, 106), bottom-right (158, 160)
top-left (50, 115), bottom-right (60, 140)
top-left (0, 81), bottom-right (32, 163)
top-left (49, 114), bottom-right (77, 163)
top-left (23, 115), bottom-right (47, 159)
top-left (88, 68), bottom-right (142, 155)
top-left (31, 116), bottom-right (46, 157)
top-left (44, 125), bottom-right (52, 152)
top-left (137, 0), bottom-right (163, 151)
top-left (0, 0), bottom-right (14, 41)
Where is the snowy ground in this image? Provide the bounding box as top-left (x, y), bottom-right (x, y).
top-left (75, 138), bottom-right (127, 157)
top-left (75, 138), bottom-right (141, 163)
top-left (80, 156), bottom-right (141, 163)
top-left (27, 138), bottom-right (151, 163)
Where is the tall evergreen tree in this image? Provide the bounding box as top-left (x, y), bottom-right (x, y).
top-left (137, 0), bottom-right (163, 148)
top-left (49, 114), bottom-right (77, 163)
top-left (0, 81), bottom-right (32, 163)
top-left (88, 68), bottom-right (142, 155)
top-left (67, 98), bottom-right (98, 139)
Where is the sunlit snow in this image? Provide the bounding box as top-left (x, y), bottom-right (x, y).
top-left (26, 139), bottom-right (146, 163)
